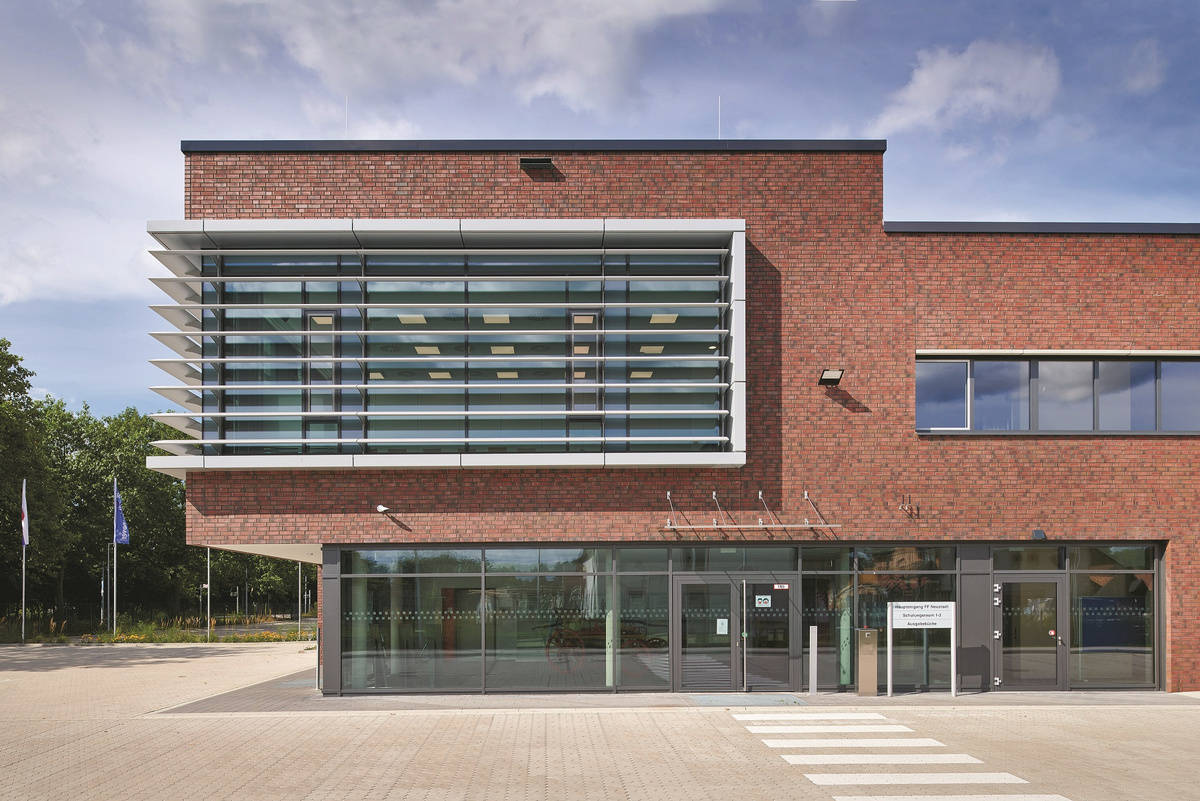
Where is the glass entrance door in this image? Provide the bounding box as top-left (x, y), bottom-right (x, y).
top-left (673, 577), bottom-right (793, 691)
top-left (676, 581), bottom-right (734, 690)
top-left (995, 576), bottom-right (1067, 690)
top-left (743, 581), bottom-right (791, 689)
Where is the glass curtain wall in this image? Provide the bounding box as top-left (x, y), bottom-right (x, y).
top-left (198, 252), bottom-right (731, 454)
top-left (338, 542), bottom-right (1156, 693)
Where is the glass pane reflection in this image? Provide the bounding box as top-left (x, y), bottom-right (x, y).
top-left (1097, 361), bottom-right (1156, 431)
top-left (973, 360), bottom-right (1029, 430)
top-left (915, 361), bottom-right (967, 429)
top-left (858, 574), bottom-right (955, 690)
top-left (341, 576), bottom-right (482, 690)
top-left (617, 575), bottom-right (670, 688)
top-left (1037, 361), bottom-right (1093, 430)
top-left (484, 575), bottom-right (612, 689)
top-left (1161, 361), bottom-right (1200, 430)
top-left (1071, 573), bottom-right (1154, 687)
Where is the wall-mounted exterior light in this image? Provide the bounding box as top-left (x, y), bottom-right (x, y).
top-left (818, 368), bottom-right (845, 386)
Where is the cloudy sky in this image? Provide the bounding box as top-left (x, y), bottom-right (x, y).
top-left (2, 0), bottom-right (1197, 415)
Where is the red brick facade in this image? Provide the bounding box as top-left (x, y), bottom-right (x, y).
top-left (180, 147), bottom-right (1200, 690)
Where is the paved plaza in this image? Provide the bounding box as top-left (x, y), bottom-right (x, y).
top-left (2, 644), bottom-right (1198, 800)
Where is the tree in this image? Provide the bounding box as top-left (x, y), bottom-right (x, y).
top-left (0, 339), bottom-right (61, 615)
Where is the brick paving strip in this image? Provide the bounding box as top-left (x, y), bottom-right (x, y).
top-left (3, 645), bottom-right (1200, 801)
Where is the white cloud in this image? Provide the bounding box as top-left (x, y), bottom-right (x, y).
top-left (867, 40), bottom-right (1060, 138)
top-left (1122, 38), bottom-right (1165, 95)
top-left (67, 0), bottom-right (731, 113)
top-left (300, 96), bottom-right (420, 139)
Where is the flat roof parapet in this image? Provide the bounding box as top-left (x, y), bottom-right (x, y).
top-left (181, 138), bottom-right (888, 154)
top-left (884, 221), bottom-right (1200, 234)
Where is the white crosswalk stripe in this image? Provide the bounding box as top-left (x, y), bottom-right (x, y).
top-left (831, 796), bottom-right (1073, 801)
top-left (805, 772), bottom-right (1027, 786)
top-left (747, 724), bottom-right (913, 733)
top-left (782, 753), bottom-right (981, 765)
top-left (732, 712), bottom-right (887, 721)
top-left (762, 737), bottom-right (945, 748)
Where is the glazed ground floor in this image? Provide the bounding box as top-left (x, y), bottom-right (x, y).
top-left (318, 542), bottom-right (1160, 694)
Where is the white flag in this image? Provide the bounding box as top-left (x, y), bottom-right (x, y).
top-left (20, 479), bottom-right (29, 547)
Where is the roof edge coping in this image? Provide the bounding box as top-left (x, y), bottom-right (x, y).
top-left (181, 138), bottom-right (887, 154)
top-left (885, 221), bottom-right (1200, 234)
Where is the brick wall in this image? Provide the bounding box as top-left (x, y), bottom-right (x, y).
top-left (180, 148), bottom-right (1200, 689)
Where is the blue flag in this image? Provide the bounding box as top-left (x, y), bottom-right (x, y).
top-left (113, 478), bottom-right (129, 545)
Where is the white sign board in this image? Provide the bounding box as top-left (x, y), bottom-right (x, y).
top-left (716, 618), bottom-right (728, 635)
top-left (890, 601), bottom-right (955, 629)
top-left (886, 601), bottom-right (957, 698)
top-left (755, 595), bottom-right (772, 608)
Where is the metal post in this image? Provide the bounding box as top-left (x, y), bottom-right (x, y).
top-left (206, 548), bottom-right (212, 642)
top-left (21, 544), bottom-right (26, 642)
top-left (951, 602), bottom-right (958, 697)
top-left (297, 561), bottom-right (302, 640)
top-left (808, 625), bottom-right (818, 696)
top-left (741, 580), bottom-right (748, 692)
top-left (886, 603), bottom-right (894, 697)
top-left (112, 543), bottom-right (117, 635)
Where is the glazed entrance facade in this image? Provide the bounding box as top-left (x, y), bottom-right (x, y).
top-left (323, 542), bottom-right (1159, 694)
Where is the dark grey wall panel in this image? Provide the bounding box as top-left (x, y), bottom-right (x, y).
top-left (958, 572), bottom-right (994, 692)
top-left (321, 545), bottom-right (341, 694)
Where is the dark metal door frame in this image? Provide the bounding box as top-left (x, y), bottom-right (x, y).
top-left (670, 573), bottom-right (797, 692)
top-left (671, 576), bottom-right (737, 692)
top-left (993, 573), bottom-right (1068, 690)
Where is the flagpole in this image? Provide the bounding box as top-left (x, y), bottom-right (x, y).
top-left (20, 478), bottom-right (28, 643)
top-left (112, 542), bottom-right (117, 635)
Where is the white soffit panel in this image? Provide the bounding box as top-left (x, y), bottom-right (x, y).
top-left (203, 218), bottom-right (357, 249)
top-left (352, 218), bottom-right (463, 248)
top-left (207, 542), bottom-right (322, 564)
top-left (147, 220), bottom-right (211, 250)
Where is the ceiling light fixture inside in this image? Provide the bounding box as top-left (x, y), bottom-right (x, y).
top-left (497, 371), bottom-right (519, 379)
top-left (630, 370), bottom-right (654, 379)
top-left (369, 371), bottom-right (385, 380)
top-left (573, 314), bottom-right (594, 325)
top-left (649, 313), bottom-right (678, 325)
top-left (398, 314), bottom-right (427, 325)
top-left (483, 314), bottom-right (510, 324)
top-left (640, 345), bottom-right (664, 354)
top-left (490, 345), bottom-right (515, 355)
top-left (428, 371), bottom-right (452, 380)
top-left (573, 344), bottom-right (590, 355)
top-left (414, 345), bottom-right (441, 355)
